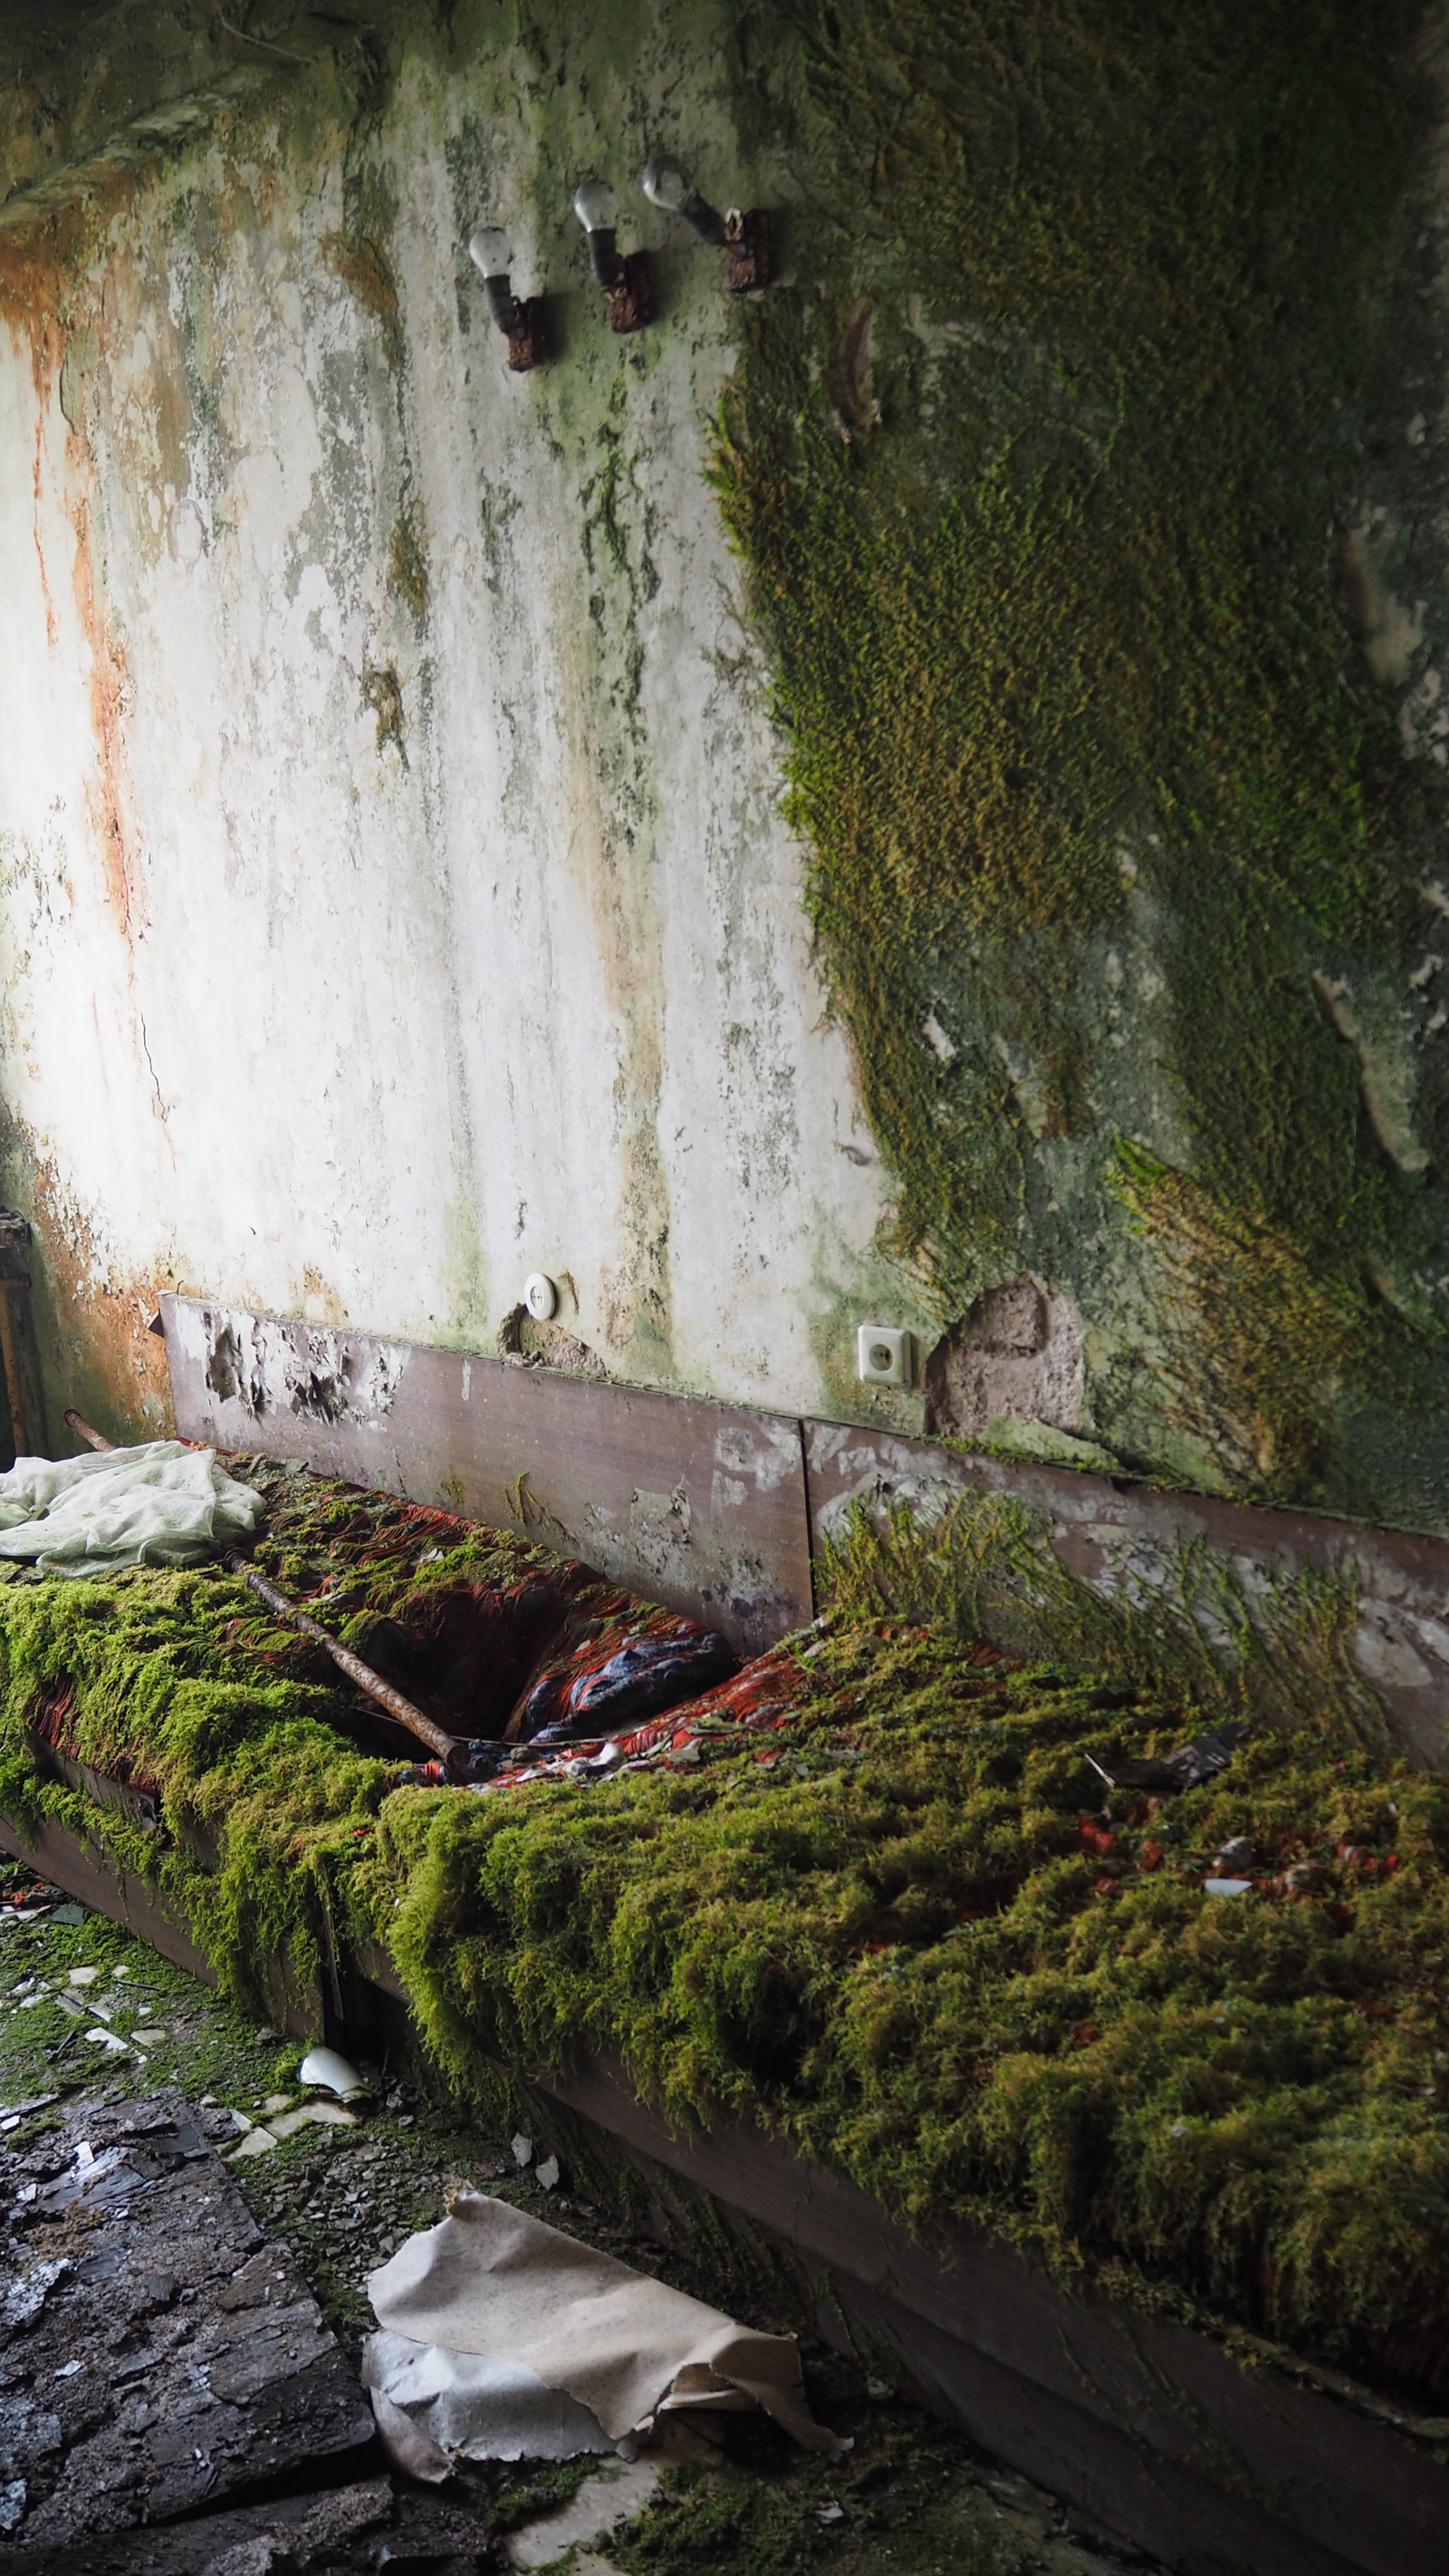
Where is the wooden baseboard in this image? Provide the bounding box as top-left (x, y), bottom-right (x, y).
top-left (158, 1293), bottom-right (1449, 1768)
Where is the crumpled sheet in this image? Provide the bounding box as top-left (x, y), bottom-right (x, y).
top-left (471, 1641), bottom-right (809, 1795)
top-left (362, 2191), bottom-right (844, 2476)
top-left (0, 1441), bottom-right (264, 1577)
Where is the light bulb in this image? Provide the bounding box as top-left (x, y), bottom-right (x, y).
top-left (638, 147), bottom-right (726, 249)
top-left (467, 226), bottom-right (511, 281)
top-left (572, 178), bottom-right (619, 235)
top-left (641, 150), bottom-right (691, 215)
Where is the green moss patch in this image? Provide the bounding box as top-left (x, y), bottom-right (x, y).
top-left (0, 1466), bottom-right (1445, 2407)
top-left (718, 0), bottom-right (1449, 1513)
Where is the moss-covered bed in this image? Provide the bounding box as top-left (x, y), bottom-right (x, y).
top-left (0, 1456), bottom-right (1445, 2416)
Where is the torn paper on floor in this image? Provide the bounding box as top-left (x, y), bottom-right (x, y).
top-left (363, 2191), bottom-right (845, 2476)
top-left (0, 1442), bottom-right (263, 1576)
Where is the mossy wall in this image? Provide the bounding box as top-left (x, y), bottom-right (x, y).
top-left (719, 0), bottom-right (1449, 1523)
top-left (5, 1), bottom-right (1449, 1533)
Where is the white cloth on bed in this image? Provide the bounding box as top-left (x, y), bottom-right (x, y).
top-left (0, 1440), bottom-right (262, 1576)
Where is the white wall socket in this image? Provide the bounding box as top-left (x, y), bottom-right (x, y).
top-left (857, 1322), bottom-right (912, 1387)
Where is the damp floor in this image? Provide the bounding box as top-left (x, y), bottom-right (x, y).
top-left (0, 1870), bottom-right (1171, 2576)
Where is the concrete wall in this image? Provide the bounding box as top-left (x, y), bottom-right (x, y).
top-left (0, 1), bottom-right (928, 1452)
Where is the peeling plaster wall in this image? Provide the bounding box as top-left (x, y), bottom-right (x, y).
top-left (0, 3), bottom-right (916, 1451)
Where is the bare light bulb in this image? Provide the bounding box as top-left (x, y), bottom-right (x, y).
top-left (572, 177), bottom-right (619, 235)
top-left (467, 226), bottom-right (511, 281)
top-left (572, 176), bottom-right (623, 288)
top-left (467, 225), bottom-right (522, 336)
top-left (639, 148), bottom-right (726, 247)
top-left (641, 150), bottom-right (690, 215)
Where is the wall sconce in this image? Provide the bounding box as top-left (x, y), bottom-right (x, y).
top-left (467, 226), bottom-right (549, 370)
top-left (571, 178), bottom-right (651, 333)
top-left (640, 149), bottom-right (771, 294)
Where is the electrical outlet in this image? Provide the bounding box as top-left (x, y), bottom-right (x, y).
top-left (857, 1323), bottom-right (912, 1388)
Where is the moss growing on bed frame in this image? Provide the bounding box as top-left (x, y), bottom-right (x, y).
top-left (0, 1462), bottom-right (1444, 2405)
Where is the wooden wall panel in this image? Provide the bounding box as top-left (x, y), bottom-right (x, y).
top-left (161, 1295), bottom-right (1449, 1763)
top-left (805, 1422), bottom-right (1449, 1770)
top-left (160, 1295), bottom-right (813, 1658)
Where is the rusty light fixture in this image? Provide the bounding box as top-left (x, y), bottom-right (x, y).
top-left (571, 177), bottom-right (651, 332)
top-left (640, 149), bottom-right (770, 294)
top-left (467, 225), bottom-right (549, 371)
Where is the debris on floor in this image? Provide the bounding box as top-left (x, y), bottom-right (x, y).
top-left (364, 2189), bottom-right (843, 2476)
top-left (0, 2475), bottom-right (497, 2573)
top-left (0, 2085), bottom-right (373, 2555)
top-left (0, 1870), bottom-right (1176, 2574)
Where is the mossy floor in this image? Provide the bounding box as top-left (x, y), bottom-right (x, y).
top-left (0, 1873), bottom-right (1158, 2576)
top-left (0, 1458), bottom-right (1445, 2416)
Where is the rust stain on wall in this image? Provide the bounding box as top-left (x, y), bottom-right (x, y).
top-left (2, 186), bottom-right (148, 950)
top-left (323, 228), bottom-right (400, 365)
top-left (24, 1153), bottom-right (172, 1449)
top-left (67, 491), bottom-right (141, 947)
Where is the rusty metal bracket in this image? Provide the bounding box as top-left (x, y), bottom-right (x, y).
top-left (724, 207), bottom-right (771, 294)
top-left (505, 293), bottom-right (550, 370)
top-left (606, 250), bottom-right (653, 333)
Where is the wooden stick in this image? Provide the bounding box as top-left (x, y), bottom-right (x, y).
top-left (63, 1408), bottom-right (460, 1769)
top-left (0, 1276), bottom-right (31, 1460)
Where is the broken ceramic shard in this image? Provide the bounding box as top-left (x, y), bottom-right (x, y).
top-left (362, 2191), bottom-right (844, 2475)
top-left (269, 2102), bottom-right (357, 2137)
top-left (228, 2126), bottom-right (280, 2159)
top-left (298, 2045), bottom-right (366, 2100)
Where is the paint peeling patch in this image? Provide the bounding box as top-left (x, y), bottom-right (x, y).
top-left (712, 1416), bottom-right (803, 1495)
top-left (1311, 971), bottom-right (1430, 1174)
top-left (197, 1304), bottom-right (406, 1427)
top-left (627, 1484), bottom-right (693, 1579)
top-left (1336, 515), bottom-right (1425, 686)
top-left (204, 1313), bottom-right (265, 1413)
top-left (925, 1276), bottom-right (1086, 1441)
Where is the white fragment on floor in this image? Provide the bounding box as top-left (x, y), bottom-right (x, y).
top-left (270, 2102), bottom-right (357, 2137)
top-left (67, 1966), bottom-right (101, 1986)
top-left (229, 2127), bottom-right (280, 2160)
top-left (298, 2044), bottom-right (366, 2099)
top-left (131, 2028), bottom-right (168, 2046)
top-left (535, 2154), bottom-right (560, 2191)
top-left (504, 2457), bottom-right (663, 2571)
top-left (511, 2133), bottom-right (533, 2166)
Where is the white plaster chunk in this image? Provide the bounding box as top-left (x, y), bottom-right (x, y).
top-left (1351, 1611), bottom-right (1435, 1691)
